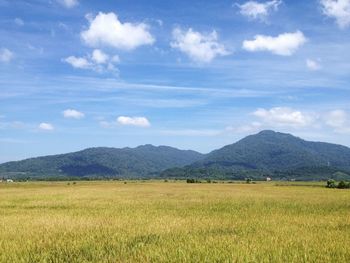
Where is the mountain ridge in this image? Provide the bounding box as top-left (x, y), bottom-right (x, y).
top-left (1, 130), bottom-right (350, 180)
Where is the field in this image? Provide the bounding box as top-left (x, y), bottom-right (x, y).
top-left (0, 181), bottom-right (349, 262)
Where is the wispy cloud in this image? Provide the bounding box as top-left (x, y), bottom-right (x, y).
top-left (237, 0), bottom-right (282, 21)
top-left (171, 27), bottom-right (230, 63)
top-left (0, 48), bottom-right (14, 62)
top-left (38, 122), bottom-right (54, 131)
top-left (58, 0), bottom-right (79, 9)
top-left (306, 59), bottom-right (322, 71)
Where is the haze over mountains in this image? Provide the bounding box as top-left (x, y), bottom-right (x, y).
top-left (1, 130), bottom-right (350, 180)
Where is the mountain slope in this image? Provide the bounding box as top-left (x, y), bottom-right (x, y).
top-left (162, 130), bottom-right (350, 180)
top-left (2, 130), bottom-right (350, 180)
top-left (0, 145), bottom-right (204, 178)
top-left (198, 130), bottom-right (350, 170)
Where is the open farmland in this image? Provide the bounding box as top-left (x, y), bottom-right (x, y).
top-left (0, 181), bottom-right (349, 262)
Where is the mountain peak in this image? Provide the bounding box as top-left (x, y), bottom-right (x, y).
top-left (257, 130), bottom-right (278, 135)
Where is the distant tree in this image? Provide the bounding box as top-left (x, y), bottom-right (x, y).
top-left (337, 181), bottom-right (350, 189)
top-left (326, 179), bottom-right (336, 188)
top-left (187, 179), bottom-right (195, 183)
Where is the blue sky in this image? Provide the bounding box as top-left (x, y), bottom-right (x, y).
top-left (1, 0), bottom-right (350, 162)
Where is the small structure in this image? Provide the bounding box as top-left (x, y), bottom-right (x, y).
top-left (6, 179), bottom-right (14, 183)
top-left (266, 177), bottom-right (272, 181)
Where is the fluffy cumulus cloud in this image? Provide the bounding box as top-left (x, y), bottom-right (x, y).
top-left (321, 0), bottom-right (350, 28)
top-left (0, 48), bottom-right (14, 62)
top-left (237, 0), bottom-right (282, 20)
top-left (64, 56), bottom-right (91, 69)
top-left (58, 0), bottom-right (78, 8)
top-left (306, 59), bottom-right (322, 71)
top-left (117, 116), bottom-right (151, 127)
top-left (39, 122), bottom-right (54, 131)
top-left (64, 49), bottom-right (119, 73)
top-left (171, 28), bottom-right (230, 63)
top-left (253, 107), bottom-right (314, 127)
top-left (242, 31), bottom-right (306, 56)
top-left (63, 109), bottom-right (85, 119)
top-left (81, 12), bottom-right (155, 50)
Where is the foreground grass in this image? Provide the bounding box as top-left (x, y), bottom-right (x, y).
top-left (0, 181), bottom-right (349, 262)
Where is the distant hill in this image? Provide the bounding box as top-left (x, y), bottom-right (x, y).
top-left (161, 130), bottom-right (350, 180)
top-left (0, 145), bottom-right (204, 179)
top-left (1, 130), bottom-right (350, 180)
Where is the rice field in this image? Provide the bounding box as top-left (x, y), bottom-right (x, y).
top-left (0, 181), bottom-right (349, 262)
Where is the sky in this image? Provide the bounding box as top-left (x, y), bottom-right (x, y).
top-left (0, 0), bottom-right (350, 162)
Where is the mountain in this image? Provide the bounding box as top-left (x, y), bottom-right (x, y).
top-left (161, 130), bottom-right (350, 180)
top-left (0, 145), bottom-right (204, 179)
top-left (2, 130), bottom-right (350, 180)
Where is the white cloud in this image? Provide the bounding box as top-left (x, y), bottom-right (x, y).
top-left (14, 18), bottom-right (24, 26)
top-left (325, 110), bottom-right (347, 128)
top-left (64, 50), bottom-right (119, 73)
top-left (92, 49), bottom-right (109, 64)
top-left (321, 0), bottom-right (350, 28)
top-left (306, 59), bottom-right (322, 71)
top-left (171, 28), bottom-right (230, 63)
top-left (324, 110), bottom-right (350, 133)
top-left (117, 116), bottom-right (150, 127)
top-left (63, 109), bottom-right (85, 119)
top-left (81, 12), bottom-right (155, 50)
top-left (58, 0), bottom-right (78, 8)
top-left (64, 56), bottom-right (91, 69)
top-left (0, 48), bottom-right (14, 62)
top-left (237, 0), bottom-right (282, 20)
top-left (39, 123), bottom-right (54, 131)
top-left (242, 31), bottom-right (306, 56)
top-left (253, 107), bottom-right (314, 127)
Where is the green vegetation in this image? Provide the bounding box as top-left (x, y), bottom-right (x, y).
top-left (0, 145), bottom-right (203, 179)
top-left (0, 181), bottom-right (349, 262)
top-left (162, 130), bottom-right (350, 180)
top-left (1, 130), bottom-right (350, 181)
top-left (327, 179), bottom-right (350, 189)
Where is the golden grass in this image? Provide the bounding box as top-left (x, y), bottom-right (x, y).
top-left (0, 181), bottom-right (349, 262)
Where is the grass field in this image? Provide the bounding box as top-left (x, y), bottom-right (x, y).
top-left (0, 181), bottom-right (349, 262)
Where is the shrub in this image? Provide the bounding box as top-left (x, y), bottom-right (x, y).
top-left (326, 180), bottom-right (350, 189)
top-left (326, 179), bottom-right (336, 188)
top-left (187, 179), bottom-right (195, 183)
top-left (186, 179), bottom-right (201, 183)
top-left (337, 181), bottom-right (350, 189)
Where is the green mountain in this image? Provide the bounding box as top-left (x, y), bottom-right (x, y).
top-left (2, 130), bottom-right (350, 180)
top-left (0, 145), bottom-right (204, 179)
top-left (161, 130), bottom-right (350, 180)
